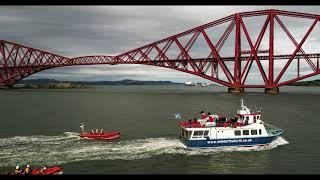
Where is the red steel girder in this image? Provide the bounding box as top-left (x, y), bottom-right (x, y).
top-left (1, 9), bottom-right (320, 88)
top-left (239, 15), bottom-right (269, 85)
top-left (241, 13), bottom-right (270, 85)
top-left (274, 17), bottom-right (319, 84)
top-left (275, 15), bottom-right (317, 72)
top-left (200, 28), bottom-right (234, 83)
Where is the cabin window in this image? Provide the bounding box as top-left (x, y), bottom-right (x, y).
top-left (200, 131), bottom-right (205, 136)
top-left (204, 130), bottom-right (209, 136)
top-left (253, 116), bottom-right (256, 123)
top-left (259, 129), bottom-right (262, 135)
top-left (251, 130), bottom-right (257, 135)
top-left (234, 130), bottom-right (241, 136)
top-left (244, 117), bottom-right (249, 125)
top-left (243, 130), bottom-right (249, 135)
top-left (192, 131), bottom-right (204, 138)
top-left (257, 116), bottom-right (260, 120)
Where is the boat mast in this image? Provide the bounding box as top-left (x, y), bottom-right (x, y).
top-left (240, 98), bottom-right (251, 113)
top-left (241, 98), bottom-right (245, 110)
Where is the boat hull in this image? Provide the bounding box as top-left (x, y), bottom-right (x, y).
top-left (179, 135), bottom-right (279, 148)
top-left (31, 166), bottom-right (63, 175)
top-left (79, 131), bottom-right (120, 140)
top-left (5, 166), bottom-right (63, 175)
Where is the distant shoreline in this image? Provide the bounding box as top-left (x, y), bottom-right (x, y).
top-left (14, 82), bottom-right (90, 89)
top-left (288, 79), bottom-right (320, 87)
top-left (14, 79), bottom-right (183, 89)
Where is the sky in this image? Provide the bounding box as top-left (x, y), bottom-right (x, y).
top-left (0, 6), bottom-right (320, 83)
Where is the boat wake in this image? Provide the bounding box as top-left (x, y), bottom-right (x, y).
top-left (0, 133), bottom-right (288, 167)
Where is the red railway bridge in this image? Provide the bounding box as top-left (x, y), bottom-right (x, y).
top-left (1, 9), bottom-right (320, 93)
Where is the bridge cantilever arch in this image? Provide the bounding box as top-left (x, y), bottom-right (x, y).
top-left (1, 9), bottom-right (320, 93)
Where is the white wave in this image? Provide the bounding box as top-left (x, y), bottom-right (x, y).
top-left (161, 136), bottom-right (289, 155)
top-left (0, 132), bottom-right (80, 146)
top-left (63, 132), bottom-right (80, 138)
top-left (0, 134), bottom-right (288, 167)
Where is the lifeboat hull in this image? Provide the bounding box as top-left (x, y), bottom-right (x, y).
top-left (4, 166), bottom-right (63, 175)
top-left (79, 131), bottom-right (120, 140)
top-left (31, 166), bottom-right (63, 175)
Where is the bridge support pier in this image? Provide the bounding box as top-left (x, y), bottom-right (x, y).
top-left (228, 87), bottom-right (244, 93)
top-left (264, 87), bottom-right (279, 94)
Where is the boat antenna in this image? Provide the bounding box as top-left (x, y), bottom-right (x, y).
top-left (241, 98), bottom-right (245, 110)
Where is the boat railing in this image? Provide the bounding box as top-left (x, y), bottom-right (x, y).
top-left (264, 122), bottom-right (281, 130)
top-left (179, 121), bottom-right (206, 128)
top-left (179, 120), bottom-right (244, 128)
top-left (264, 122), bottom-right (284, 136)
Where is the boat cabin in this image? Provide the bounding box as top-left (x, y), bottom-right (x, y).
top-left (236, 113), bottom-right (261, 125)
top-left (236, 99), bottom-right (261, 125)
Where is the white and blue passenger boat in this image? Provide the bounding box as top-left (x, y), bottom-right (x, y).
top-left (178, 99), bottom-right (283, 148)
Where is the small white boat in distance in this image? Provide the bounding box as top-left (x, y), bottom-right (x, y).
top-left (185, 81), bottom-right (197, 86)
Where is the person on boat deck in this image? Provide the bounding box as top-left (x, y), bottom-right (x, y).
top-left (40, 167), bottom-right (46, 174)
top-left (200, 111), bottom-right (207, 119)
top-left (91, 129), bottom-right (94, 134)
top-left (96, 129), bottom-right (99, 134)
top-left (14, 165), bottom-right (22, 175)
top-left (100, 129), bottom-right (104, 134)
top-left (207, 112), bottom-right (214, 122)
top-left (23, 164), bottom-right (32, 175)
top-left (193, 118), bottom-right (198, 123)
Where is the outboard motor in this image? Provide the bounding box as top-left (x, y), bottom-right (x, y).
top-left (80, 123), bottom-right (85, 133)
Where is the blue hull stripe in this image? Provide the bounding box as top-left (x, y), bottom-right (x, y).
top-left (179, 136), bottom-right (278, 148)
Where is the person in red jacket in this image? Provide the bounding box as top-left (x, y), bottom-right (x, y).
top-left (207, 112), bottom-right (214, 122)
top-left (200, 111), bottom-right (206, 119)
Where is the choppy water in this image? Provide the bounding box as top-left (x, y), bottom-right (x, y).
top-left (0, 85), bottom-right (318, 174)
top-left (0, 132), bottom-right (288, 167)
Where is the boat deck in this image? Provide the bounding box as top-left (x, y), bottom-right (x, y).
top-left (179, 120), bottom-right (244, 128)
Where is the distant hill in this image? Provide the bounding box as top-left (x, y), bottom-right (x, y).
top-left (289, 79), bottom-right (320, 86)
top-left (17, 79), bottom-right (183, 85)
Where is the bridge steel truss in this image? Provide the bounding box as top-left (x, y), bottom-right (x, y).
top-left (1, 9), bottom-right (320, 89)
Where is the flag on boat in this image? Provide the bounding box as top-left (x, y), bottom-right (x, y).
top-left (174, 113), bottom-right (181, 119)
